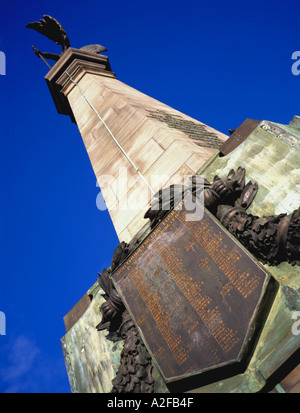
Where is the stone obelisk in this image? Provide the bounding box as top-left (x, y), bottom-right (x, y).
top-left (45, 48), bottom-right (227, 243)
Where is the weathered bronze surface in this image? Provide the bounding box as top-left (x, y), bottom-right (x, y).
top-left (111, 194), bottom-right (275, 384)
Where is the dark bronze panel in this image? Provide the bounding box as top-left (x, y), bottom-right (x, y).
top-left (63, 293), bottom-right (91, 333)
top-left (112, 195), bottom-right (274, 383)
top-left (219, 119), bottom-right (260, 156)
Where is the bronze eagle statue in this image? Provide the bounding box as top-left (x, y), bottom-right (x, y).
top-left (26, 15), bottom-right (107, 63)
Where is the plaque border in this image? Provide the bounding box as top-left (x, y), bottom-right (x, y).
top-left (110, 192), bottom-right (278, 385)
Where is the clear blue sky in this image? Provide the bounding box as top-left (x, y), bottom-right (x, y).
top-left (0, 0), bottom-right (299, 393)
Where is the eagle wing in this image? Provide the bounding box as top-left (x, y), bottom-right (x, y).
top-left (26, 15), bottom-right (70, 51)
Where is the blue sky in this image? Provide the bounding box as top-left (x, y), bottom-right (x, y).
top-left (0, 0), bottom-right (299, 393)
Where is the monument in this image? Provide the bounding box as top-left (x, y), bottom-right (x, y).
top-left (27, 16), bottom-right (300, 393)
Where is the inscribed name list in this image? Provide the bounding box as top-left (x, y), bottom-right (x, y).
top-left (112, 196), bottom-right (271, 382)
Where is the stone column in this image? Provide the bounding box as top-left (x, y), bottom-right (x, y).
top-left (45, 48), bottom-right (227, 242)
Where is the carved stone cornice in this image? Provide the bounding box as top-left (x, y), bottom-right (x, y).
top-left (44, 48), bottom-right (116, 122)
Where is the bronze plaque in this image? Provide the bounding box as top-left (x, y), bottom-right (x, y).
top-left (112, 194), bottom-right (275, 384)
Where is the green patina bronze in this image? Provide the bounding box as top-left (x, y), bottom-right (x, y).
top-left (61, 282), bottom-right (123, 393)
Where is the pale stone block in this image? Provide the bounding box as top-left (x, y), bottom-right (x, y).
top-left (109, 178), bottom-right (152, 236)
top-left (96, 157), bottom-right (140, 202)
top-left (126, 138), bottom-right (164, 175)
top-left (144, 141), bottom-right (197, 192)
top-left (121, 119), bottom-right (162, 154)
top-left (117, 227), bottom-right (133, 244)
top-left (106, 106), bottom-right (141, 138)
top-left (152, 127), bottom-right (190, 150)
top-left (186, 151), bottom-right (216, 174)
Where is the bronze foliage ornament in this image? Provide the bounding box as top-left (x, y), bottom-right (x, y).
top-left (144, 166), bottom-right (252, 228)
top-left (145, 166), bottom-right (300, 267)
top-left (211, 169), bottom-right (300, 267)
top-left (96, 241), bottom-right (154, 393)
top-left (218, 204), bottom-right (300, 266)
top-left (111, 319), bottom-right (154, 393)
